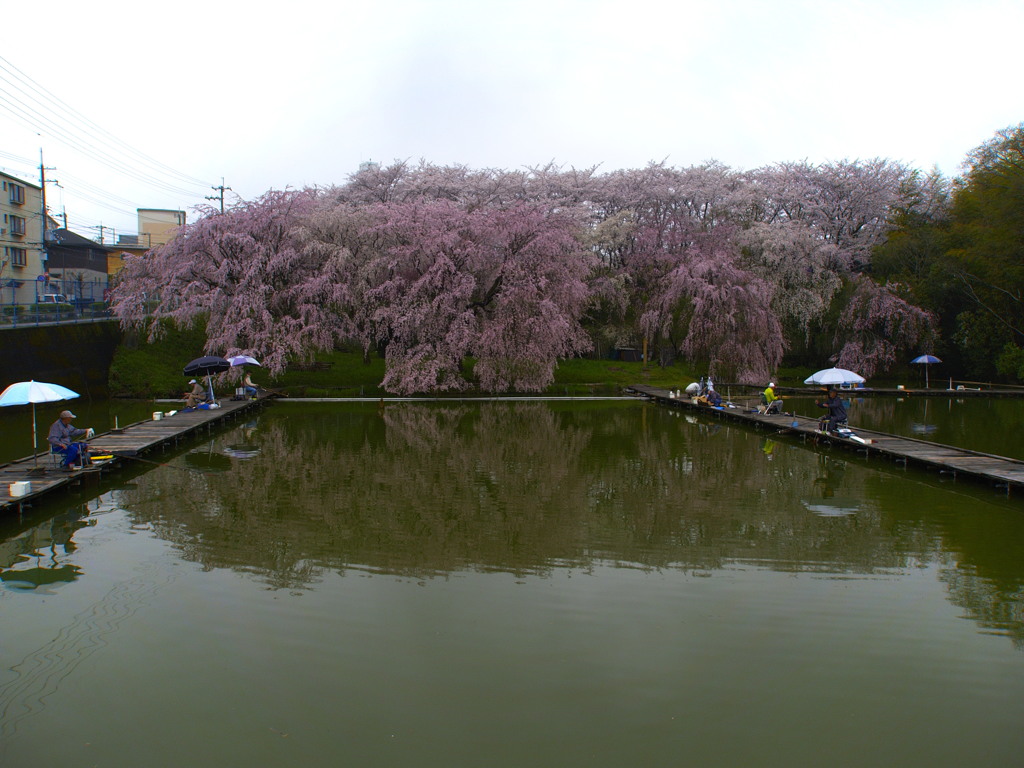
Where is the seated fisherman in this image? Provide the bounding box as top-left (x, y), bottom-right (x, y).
top-left (184, 379), bottom-right (207, 408)
top-left (762, 382), bottom-right (783, 414)
top-left (816, 388), bottom-right (848, 433)
top-left (47, 409), bottom-right (94, 468)
top-left (242, 371), bottom-right (258, 399)
top-left (706, 388), bottom-right (723, 407)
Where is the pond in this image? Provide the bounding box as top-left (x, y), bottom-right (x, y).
top-left (1, 400), bottom-right (1023, 767)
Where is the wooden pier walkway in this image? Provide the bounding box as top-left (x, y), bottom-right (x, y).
top-left (628, 385), bottom-right (1024, 496)
top-left (730, 384), bottom-right (1024, 399)
top-left (1, 396), bottom-right (266, 514)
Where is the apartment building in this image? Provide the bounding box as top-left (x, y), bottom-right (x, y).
top-left (103, 208), bottom-right (187, 277)
top-left (0, 170), bottom-right (45, 304)
top-left (45, 228), bottom-right (112, 304)
top-left (138, 208), bottom-right (186, 248)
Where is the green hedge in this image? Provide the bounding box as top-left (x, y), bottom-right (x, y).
top-left (109, 321), bottom-right (211, 398)
top-left (1, 303), bottom-right (76, 317)
top-left (30, 303), bottom-right (74, 314)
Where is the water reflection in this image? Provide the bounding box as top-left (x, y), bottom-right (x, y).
top-left (4, 402), bottom-right (1024, 768)
top-left (0, 564), bottom-right (81, 591)
top-left (0, 504), bottom-right (94, 593)
top-left (44, 400), bottom-right (1013, 647)
top-left (803, 455), bottom-right (860, 516)
top-left (184, 444), bottom-right (233, 473)
top-left (222, 419), bottom-right (261, 459)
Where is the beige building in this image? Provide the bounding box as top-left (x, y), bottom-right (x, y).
top-left (138, 208), bottom-right (186, 248)
top-left (104, 208), bottom-right (187, 277)
top-left (0, 171), bottom-right (46, 304)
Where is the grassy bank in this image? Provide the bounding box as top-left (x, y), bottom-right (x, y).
top-left (109, 324), bottom-right (701, 398)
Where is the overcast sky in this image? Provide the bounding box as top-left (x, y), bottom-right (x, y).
top-left (2, 0), bottom-right (1021, 240)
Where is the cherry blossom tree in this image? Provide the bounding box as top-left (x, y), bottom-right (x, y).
top-left (110, 157), bottom-right (943, 390)
top-left (641, 247), bottom-right (784, 382)
top-left (833, 275), bottom-right (937, 377)
top-left (750, 159), bottom-right (911, 272)
top-left (302, 199), bottom-right (595, 394)
top-left (111, 188), bottom-right (341, 374)
top-left (735, 220), bottom-right (842, 343)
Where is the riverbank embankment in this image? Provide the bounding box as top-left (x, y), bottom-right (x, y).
top-left (0, 319), bottom-right (121, 398)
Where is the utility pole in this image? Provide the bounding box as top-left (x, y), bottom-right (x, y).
top-left (39, 149), bottom-right (57, 297)
top-left (206, 177), bottom-right (231, 213)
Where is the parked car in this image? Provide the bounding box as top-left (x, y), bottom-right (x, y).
top-left (40, 293), bottom-right (71, 304)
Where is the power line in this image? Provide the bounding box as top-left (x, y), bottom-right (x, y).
top-left (0, 80), bottom-right (204, 198)
top-left (0, 55), bottom-right (223, 236)
top-left (0, 55), bottom-right (214, 191)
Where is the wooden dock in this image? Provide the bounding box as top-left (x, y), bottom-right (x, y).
top-left (628, 385), bottom-right (1024, 496)
top-left (733, 384), bottom-right (1024, 399)
top-left (1, 396), bottom-right (265, 514)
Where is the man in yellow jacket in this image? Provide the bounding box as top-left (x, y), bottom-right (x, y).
top-left (762, 382), bottom-right (783, 414)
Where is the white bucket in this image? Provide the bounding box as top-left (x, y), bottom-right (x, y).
top-left (10, 481), bottom-right (31, 497)
top-left (152, 411), bottom-right (163, 421)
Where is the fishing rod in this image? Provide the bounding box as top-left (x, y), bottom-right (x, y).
top-left (106, 451), bottom-right (210, 475)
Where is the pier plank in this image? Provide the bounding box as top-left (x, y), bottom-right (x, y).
top-left (628, 385), bottom-right (1024, 495)
top-left (1, 396), bottom-right (265, 513)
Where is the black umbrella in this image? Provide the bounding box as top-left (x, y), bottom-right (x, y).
top-left (183, 356), bottom-right (231, 376)
top-left (183, 356), bottom-right (230, 403)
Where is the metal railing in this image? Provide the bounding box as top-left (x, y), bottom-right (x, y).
top-left (0, 275), bottom-right (112, 327)
top-left (0, 304), bottom-right (114, 328)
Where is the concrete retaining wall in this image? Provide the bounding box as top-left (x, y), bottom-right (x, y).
top-left (0, 320), bottom-right (121, 397)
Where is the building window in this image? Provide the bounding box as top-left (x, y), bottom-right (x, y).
top-left (8, 183), bottom-right (25, 205)
top-left (10, 247), bottom-right (27, 267)
top-left (10, 214), bottom-right (26, 236)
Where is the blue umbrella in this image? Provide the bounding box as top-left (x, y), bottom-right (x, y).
top-left (0, 380), bottom-right (80, 470)
top-left (911, 354), bottom-right (941, 388)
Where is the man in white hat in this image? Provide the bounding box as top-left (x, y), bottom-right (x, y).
top-left (184, 379), bottom-right (207, 408)
top-left (47, 409), bottom-right (93, 469)
top-left (762, 381), bottom-right (783, 414)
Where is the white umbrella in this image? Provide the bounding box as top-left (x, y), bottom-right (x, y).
top-left (803, 500), bottom-right (860, 517)
top-left (0, 380), bottom-right (80, 471)
top-left (804, 368), bottom-right (866, 387)
top-left (910, 354), bottom-right (941, 389)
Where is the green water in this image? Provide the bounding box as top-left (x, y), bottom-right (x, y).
top-left (2, 400), bottom-right (1023, 767)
